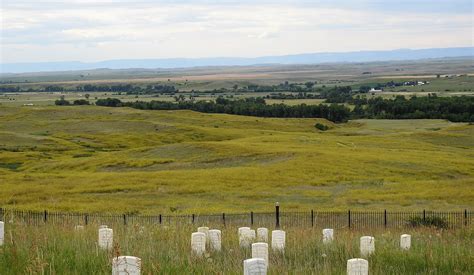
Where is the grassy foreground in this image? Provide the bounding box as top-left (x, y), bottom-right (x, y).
top-left (0, 106), bottom-right (473, 213)
top-left (0, 223), bottom-right (472, 274)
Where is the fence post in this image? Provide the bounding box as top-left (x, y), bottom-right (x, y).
top-left (44, 210), bottom-right (48, 223)
top-left (348, 210), bottom-right (351, 229)
top-left (465, 209), bottom-right (468, 227)
top-left (384, 209), bottom-right (387, 228)
top-left (423, 209), bottom-right (426, 222)
top-left (0, 207), bottom-right (3, 221)
top-left (275, 202), bottom-right (280, 229)
top-left (159, 214), bottom-right (162, 224)
top-left (192, 214), bottom-right (195, 224)
top-left (311, 209), bottom-right (314, 227)
top-left (123, 214), bottom-right (127, 225)
top-left (222, 213), bottom-right (226, 226)
top-left (85, 213), bottom-right (89, 225)
top-left (250, 211), bottom-right (254, 226)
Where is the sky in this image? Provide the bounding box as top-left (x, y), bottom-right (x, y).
top-left (1, 0), bottom-right (473, 63)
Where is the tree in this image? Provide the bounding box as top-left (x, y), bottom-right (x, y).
top-left (85, 93), bottom-right (90, 100)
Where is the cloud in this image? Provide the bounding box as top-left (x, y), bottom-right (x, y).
top-left (0, 0), bottom-right (472, 62)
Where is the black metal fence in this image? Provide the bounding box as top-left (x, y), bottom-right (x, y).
top-left (0, 207), bottom-right (471, 229)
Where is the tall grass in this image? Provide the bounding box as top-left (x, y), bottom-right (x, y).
top-left (0, 222), bottom-right (472, 274)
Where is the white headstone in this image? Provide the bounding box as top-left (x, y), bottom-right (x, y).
top-left (252, 242), bottom-right (269, 268)
top-left (249, 229), bottom-right (256, 241)
top-left (197, 227), bottom-right (209, 242)
top-left (239, 227), bottom-right (254, 248)
top-left (400, 234), bottom-right (411, 250)
top-left (112, 256), bottom-right (141, 275)
top-left (98, 228), bottom-right (113, 250)
top-left (243, 258), bottom-right (267, 275)
top-left (239, 227), bottom-right (251, 237)
top-left (347, 258), bottom-right (368, 275)
top-left (0, 221), bottom-right (4, 246)
top-left (191, 232), bottom-right (206, 256)
top-left (322, 228), bottom-right (334, 243)
top-left (74, 225), bottom-right (84, 231)
top-left (257, 228), bottom-right (268, 242)
top-left (271, 230), bottom-right (285, 252)
top-left (208, 229), bottom-right (222, 251)
top-left (360, 236), bottom-right (375, 257)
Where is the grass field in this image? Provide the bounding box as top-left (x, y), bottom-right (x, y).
top-left (0, 222), bottom-right (472, 274)
top-left (0, 105), bottom-right (473, 214)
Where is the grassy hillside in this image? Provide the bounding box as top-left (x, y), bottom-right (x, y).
top-left (0, 106), bottom-right (473, 214)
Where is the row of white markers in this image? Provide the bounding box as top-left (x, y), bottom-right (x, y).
top-left (0, 222), bottom-right (412, 275)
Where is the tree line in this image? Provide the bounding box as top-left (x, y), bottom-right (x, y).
top-left (92, 94), bottom-right (474, 123)
top-left (354, 95), bottom-right (474, 122)
top-left (96, 97), bottom-right (351, 122)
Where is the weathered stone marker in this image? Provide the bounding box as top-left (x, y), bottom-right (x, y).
top-left (112, 256), bottom-right (141, 275)
top-left (257, 228), bottom-right (268, 242)
top-left (239, 227), bottom-right (253, 248)
top-left (271, 230), bottom-right (285, 252)
top-left (98, 228), bottom-right (113, 250)
top-left (243, 258), bottom-right (267, 275)
top-left (347, 258), bottom-right (369, 275)
top-left (252, 242), bottom-right (269, 268)
top-left (74, 225), bottom-right (84, 231)
top-left (191, 232), bottom-right (206, 256)
top-left (197, 226), bottom-right (209, 241)
top-left (208, 229), bottom-right (222, 251)
top-left (360, 236), bottom-right (375, 257)
top-left (400, 234), bottom-right (411, 250)
top-left (322, 228), bottom-right (334, 243)
top-left (0, 221), bottom-right (4, 246)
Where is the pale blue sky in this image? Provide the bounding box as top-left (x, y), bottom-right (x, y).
top-left (1, 0), bottom-right (472, 63)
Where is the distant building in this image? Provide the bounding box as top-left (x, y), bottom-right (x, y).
top-left (369, 88), bottom-right (383, 93)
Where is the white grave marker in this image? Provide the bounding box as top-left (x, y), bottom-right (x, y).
top-left (191, 232), bottom-right (206, 256)
top-left (347, 258), bottom-right (369, 275)
top-left (98, 228), bottom-right (113, 250)
top-left (400, 234), bottom-right (411, 250)
top-left (257, 228), bottom-right (268, 242)
top-left (322, 228), bottom-right (334, 243)
top-left (239, 227), bottom-right (253, 248)
top-left (243, 258), bottom-right (267, 275)
top-left (0, 221), bottom-right (4, 246)
top-left (208, 229), bottom-right (222, 251)
top-left (112, 256), bottom-right (141, 275)
top-left (197, 227), bottom-right (209, 242)
top-left (360, 236), bottom-right (375, 257)
top-left (252, 242), bottom-right (269, 268)
top-left (74, 225), bottom-right (84, 231)
top-left (271, 230), bottom-right (285, 252)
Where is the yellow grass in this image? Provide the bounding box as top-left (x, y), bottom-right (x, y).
top-left (0, 105), bottom-right (473, 214)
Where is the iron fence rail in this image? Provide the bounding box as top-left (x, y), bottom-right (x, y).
top-left (0, 208), bottom-right (471, 229)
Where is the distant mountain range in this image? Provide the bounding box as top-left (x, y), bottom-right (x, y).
top-left (2, 47), bottom-right (473, 74)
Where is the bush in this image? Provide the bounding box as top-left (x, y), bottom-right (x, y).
top-left (73, 99), bottom-right (90, 105)
top-left (55, 99), bottom-right (70, 106)
top-left (96, 98), bottom-right (123, 107)
top-left (407, 216), bottom-right (448, 229)
top-left (314, 123), bottom-right (329, 131)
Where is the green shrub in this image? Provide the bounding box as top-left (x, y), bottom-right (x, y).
top-left (73, 99), bottom-right (90, 105)
top-left (408, 216), bottom-right (448, 229)
top-left (55, 99), bottom-right (70, 106)
top-left (314, 123), bottom-right (329, 131)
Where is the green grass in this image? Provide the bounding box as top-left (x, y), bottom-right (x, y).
top-left (0, 105), bottom-right (473, 214)
top-left (0, 223), bottom-right (472, 274)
